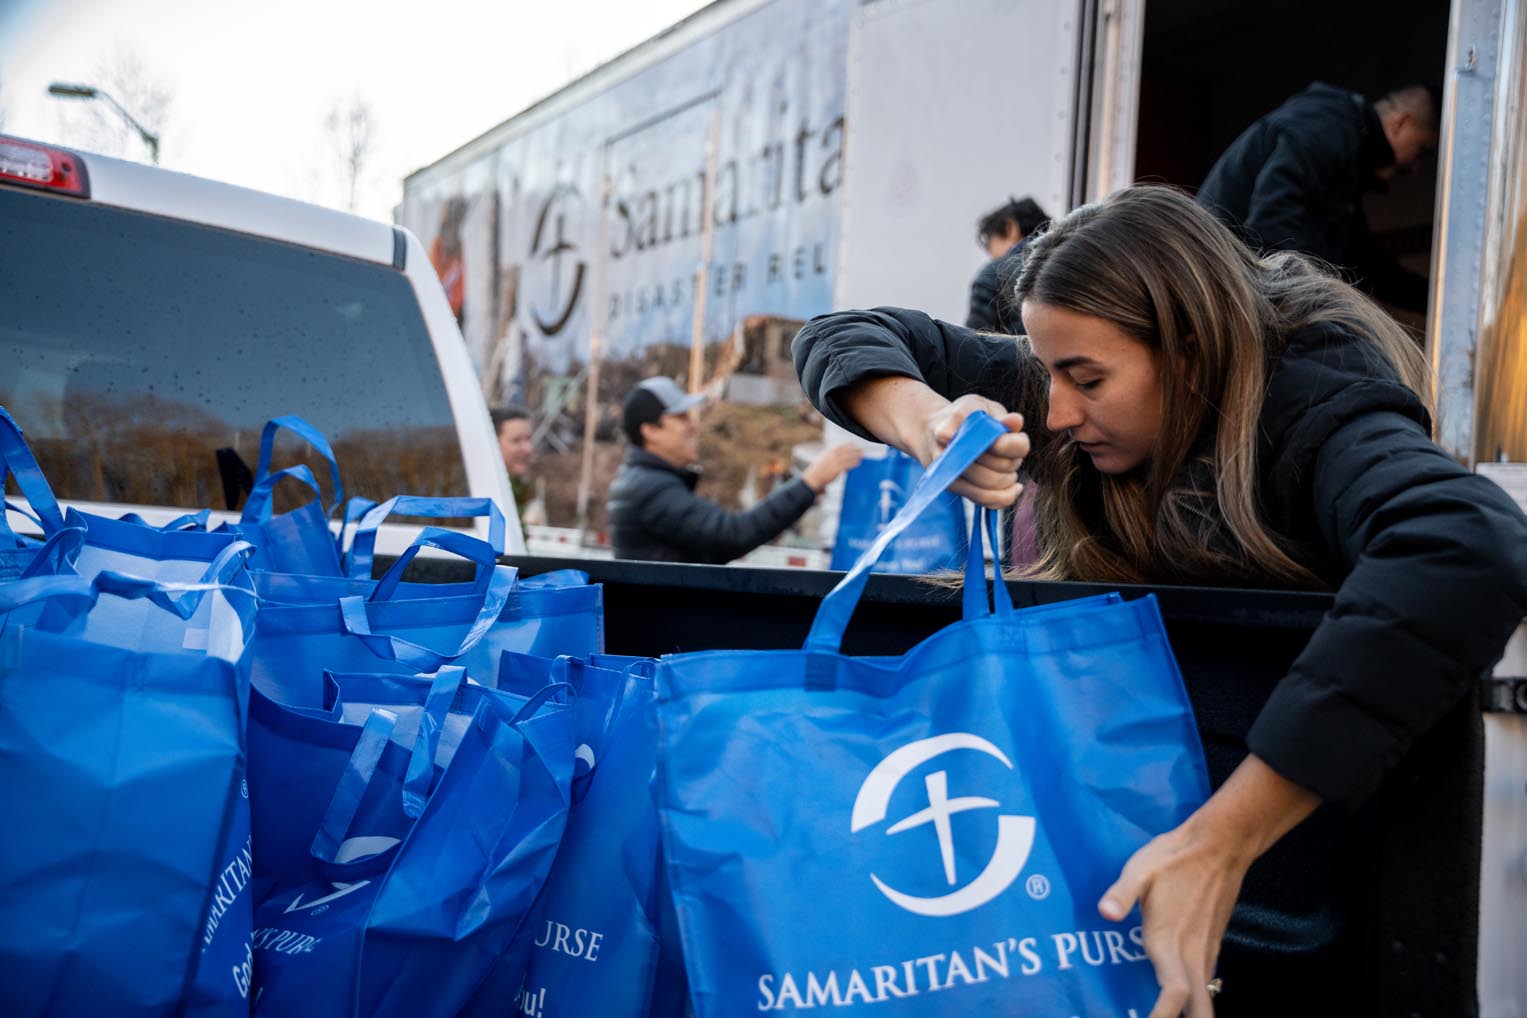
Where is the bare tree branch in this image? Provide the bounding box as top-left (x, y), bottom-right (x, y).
top-left (324, 95), bottom-right (376, 213)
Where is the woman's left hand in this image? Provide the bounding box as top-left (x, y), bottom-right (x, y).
top-left (1098, 817), bottom-right (1251, 1017)
top-left (1098, 755), bottom-right (1322, 1018)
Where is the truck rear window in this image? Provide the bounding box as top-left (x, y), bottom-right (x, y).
top-left (0, 187), bottom-right (469, 512)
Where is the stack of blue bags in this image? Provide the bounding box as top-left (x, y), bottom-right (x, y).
top-left (0, 406), bottom-right (1210, 1017)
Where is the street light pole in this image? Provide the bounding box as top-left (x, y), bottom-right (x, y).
top-left (47, 82), bottom-right (160, 164)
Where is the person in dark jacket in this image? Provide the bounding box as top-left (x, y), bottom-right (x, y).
top-left (606, 376), bottom-right (861, 563)
top-left (966, 196), bottom-right (1050, 333)
top-left (1197, 82), bottom-right (1439, 311)
top-left (793, 186), bottom-right (1527, 1018)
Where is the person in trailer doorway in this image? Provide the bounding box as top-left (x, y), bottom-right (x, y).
top-left (966, 195), bottom-right (1051, 334)
top-left (607, 376), bottom-right (861, 564)
top-left (1197, 82), bottom-right (1441, 312)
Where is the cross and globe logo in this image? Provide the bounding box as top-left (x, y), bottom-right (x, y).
top-left (526, 184), bottom-right (587, 337)
top-left (850, 733), bottom-right (1036, 917)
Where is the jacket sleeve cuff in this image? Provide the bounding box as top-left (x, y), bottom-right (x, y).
top-left (1246, 666), bottom-right (1411, 805)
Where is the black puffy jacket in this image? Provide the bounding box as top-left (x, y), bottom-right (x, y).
top-left (964, 239), bottom-right (1028, 334)
top-left (1197, 82), bottom-right (1428, 310)
top-left (793, 306), bottom-right (1527, 804)
top-left (606, 448), bottom-right (817, 564)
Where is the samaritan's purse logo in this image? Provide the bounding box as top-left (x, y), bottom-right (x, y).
top-left (850, 733), bottom-right (1035, 917)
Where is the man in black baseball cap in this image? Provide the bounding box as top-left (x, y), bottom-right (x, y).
top-left (607, 376), bottom-right (861, 563)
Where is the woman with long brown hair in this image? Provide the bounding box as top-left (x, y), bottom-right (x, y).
top-left (794, 185), bottom-right (1527, 1017)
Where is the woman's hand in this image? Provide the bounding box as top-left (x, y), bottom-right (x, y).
top-left (912, 394), bottom-right (1029, 509)
top-left (841, 378), bottom-right (1029, 508)
top-left (1099, 819), bottom-right (1251, 1017)
top-left (1099, 756), bottom-right (1321, 1018)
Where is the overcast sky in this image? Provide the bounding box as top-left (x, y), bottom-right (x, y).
top-left (0, 0), bottom-right (711, 219)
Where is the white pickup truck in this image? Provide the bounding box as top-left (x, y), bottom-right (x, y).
top-left (0, 131), bottom-right (522, 555)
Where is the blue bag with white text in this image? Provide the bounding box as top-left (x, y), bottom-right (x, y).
top-left (830, 447), bottom-right (965, 573)
top-left (656, 413), bottom-right (1210, 1017)
top-left (246, 663), bottom-right (537, 904)
top-left (249, 671), bottom-right (573, 1017)
top-left (489, 653), bottom-right (683, 1018)
top-left (0, 570), bottom-right (258, 1017)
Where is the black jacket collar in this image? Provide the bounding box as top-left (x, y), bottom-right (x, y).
top-left (624, 447), bottom-right (700, 490)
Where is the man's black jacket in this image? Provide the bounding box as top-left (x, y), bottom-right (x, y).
top-left (793, 306), bottom-right (1527, 805)
top-left (1197, 82), bottom-right (1428, 310)
top-left (607, 448), bottom-right (816, 564)
top-left (965, 239), bottom-right (1028, 334)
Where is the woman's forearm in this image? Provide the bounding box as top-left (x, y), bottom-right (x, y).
top-left (1184, 754), bottom-right (1322, 864)
top-left (840, 377), bottom-right (952, 458)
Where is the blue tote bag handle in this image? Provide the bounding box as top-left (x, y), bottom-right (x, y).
top-left (98, 541), bottom-right (256, 619)
top-left (961, 507), bottom-right (1015, 620)
top-left (251, 416), bottom-right (344, 520)
top-left (511, 680), bottom-right (575, 725)
top-left (339, 496), bottom-right (380, 556)
top-left (311, 708), bottom-right (400, 866)
top-left (13, 510), bottom-right (86, 580)
top-left (4, 500), bottom-right (43, 532)
top-left (338, 529), bottom-right (515, 672)
top-left (400, 665), bottom-right (470, 818)
top-left (241, 463), bottom-right (327, 524)
top-left (117, 509), bottom-right (213, 532)
top-left (319, 668), bottom-right (564, 848)
top-left (0, 562), bottom-right (256, 628)
top-left (0, 573), bottom-right (101, 622)
top-left (367, 526), bottom-right (514, 604)
top-left (193, 538), bottom-right (257, 588)
top-left (0, 406), bottom-right (66, 543)
top-left (74, 541), bottom-right (255, 622)
top-left (346, 496), bottom-right (507, 579)
top-left (806, 411), bottom-right (1009, 654)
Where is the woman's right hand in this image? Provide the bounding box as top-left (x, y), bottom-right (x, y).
top-left (842, 378), bottom-right (1029, 508)
top-left (914, 394), bottom-right (1029, 509)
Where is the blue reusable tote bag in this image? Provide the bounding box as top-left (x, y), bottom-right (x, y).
top-left (50, 540), bottom-right (263, 1018)
top-left (250, 678), bottom-right (574, 1018)
top-left (246, 527), bottom-right (516, 708)
top-left (830, 447), bottom-right (966, 573)
top-left (346, 498), bottom-right (604, 664)
top-left (226, 415), bottom-right (348, 575)
top-left (0, 570), bottom-right (259, 1018)
top-left (481, 652), bottom-right (683, 1018)
top-left (253, 551), bottom-right (602, 696)
top-left (656, 413), bottom-right (1211, 1017)
top-left (246, 663), bottom-right (533, 905)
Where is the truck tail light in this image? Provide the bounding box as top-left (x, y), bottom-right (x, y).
top-left (0, 135), bottom-right (90, 197)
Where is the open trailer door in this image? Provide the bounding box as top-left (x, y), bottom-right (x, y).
top-left (831, 0), bottom-right (1087, 320)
